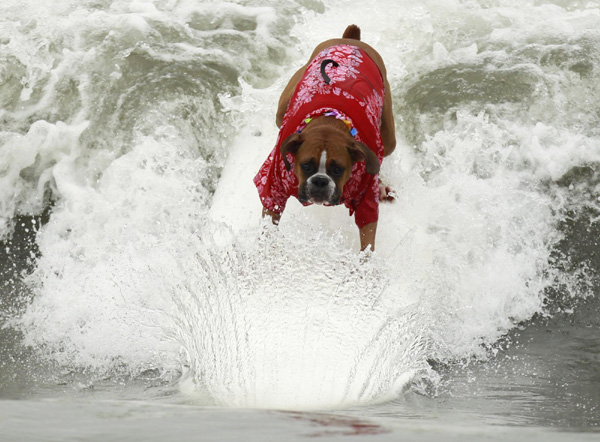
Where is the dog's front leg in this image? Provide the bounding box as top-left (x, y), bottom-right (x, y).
top-left (262, 208), bottom-right (282, 225)
top-left (359, 222), bottom-right (377, 252)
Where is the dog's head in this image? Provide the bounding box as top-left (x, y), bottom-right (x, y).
top-left (281, 127), bottom-right (379, 205)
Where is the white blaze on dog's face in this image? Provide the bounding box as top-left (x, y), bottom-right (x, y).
top-left (280, 127), bottom-right (381, 206)
top-left (302, 150), bottom-right (338, 204)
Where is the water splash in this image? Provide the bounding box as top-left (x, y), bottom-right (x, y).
top-left (167, 222), bottom-right (429, 409)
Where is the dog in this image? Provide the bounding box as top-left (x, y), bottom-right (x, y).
top-left (254, 25), bottom-right (396, 251)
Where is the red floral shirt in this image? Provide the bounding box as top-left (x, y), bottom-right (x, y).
top-left (254, 44), bottom-right (385, 228)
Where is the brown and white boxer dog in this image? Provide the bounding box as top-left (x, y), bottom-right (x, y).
top-left (254, 25), bottom-right (396, 251)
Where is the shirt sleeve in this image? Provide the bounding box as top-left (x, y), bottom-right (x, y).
top-left (253, 147), bottom-right (293, 213)
top-left (353, 174), bottom-right (379, 228)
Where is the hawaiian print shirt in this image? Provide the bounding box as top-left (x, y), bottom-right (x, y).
top-left (254, 44), bottom-right (385, 228)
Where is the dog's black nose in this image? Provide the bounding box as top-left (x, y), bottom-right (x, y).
top-left (311, 176), bottom-right (330, 188)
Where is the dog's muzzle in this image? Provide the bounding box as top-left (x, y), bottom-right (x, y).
top-left (306, 173), bottom-right (336, 204)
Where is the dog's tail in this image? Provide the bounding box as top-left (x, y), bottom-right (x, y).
top-left (342, 24), bottom-right (361, 41)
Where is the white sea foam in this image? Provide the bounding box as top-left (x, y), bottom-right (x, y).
top-left (4, 0), bottom-right (600, 410)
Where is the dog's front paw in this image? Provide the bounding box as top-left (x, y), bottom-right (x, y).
top-left (379, 183), bottom-right (396, 202)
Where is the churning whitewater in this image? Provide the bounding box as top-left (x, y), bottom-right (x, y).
top-left (1, 0), bottom-right (599, 411)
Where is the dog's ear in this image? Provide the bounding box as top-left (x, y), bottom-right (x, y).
top-left (347, 141), bottom-right (380, 175)
top-left (280, 133), bottom-right (304, 171)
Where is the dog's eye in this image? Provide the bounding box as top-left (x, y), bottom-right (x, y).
top-left (301, 162), bottom-right (315, 174)
top-left (329, 164), bottom-right (345, 178)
